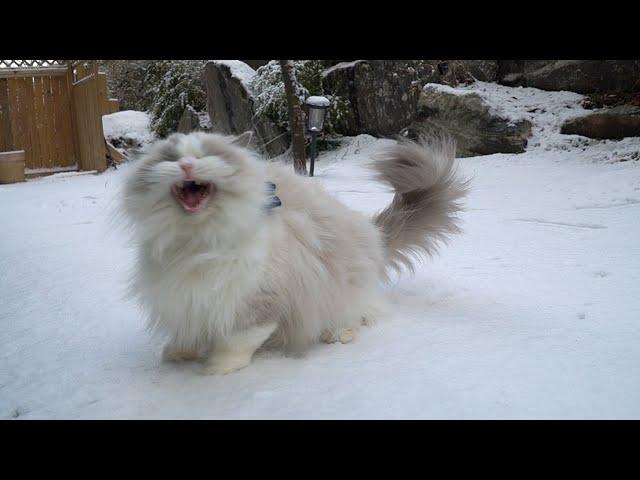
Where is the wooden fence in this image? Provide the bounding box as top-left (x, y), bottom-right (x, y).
top-left (0, 60), bottom-right (120, 175)
top-left (0, 70), bottom-right (77, 171)
top-left (68, 62), bottom-right (108, 172)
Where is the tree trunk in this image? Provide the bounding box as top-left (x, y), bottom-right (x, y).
top-left (279, 60), bottom-right (307, 175)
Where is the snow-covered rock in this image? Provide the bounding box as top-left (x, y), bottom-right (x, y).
top-left (408, 84), bottom-right (532, 157)
top-left (498, 60), bottom-right (640, 94)
top-left (211, 60), bottom-right (256, 90)
top-left (102, 110), bottom-right (156, 151)
top-left (320, 60), bottom-right (499, 138)
top-left (405, 81), bottom-right (640, 161)
top-left (202, 61), bottom-right (289, 157)
top-left (561, 105), bottom-right (640, 140)
top-left (176, 105), bottom-right (201, 134)
top-left (321, 60), bottom-right (424, 136)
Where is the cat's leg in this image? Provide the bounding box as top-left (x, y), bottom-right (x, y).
top-left (361, 295), bottom-right (389, 326)
top-left (320, 295), bottom-right (388, 344)
top-left (162, 342), bottom-right (200, 362)
top-left (202, 322), bottom-right (278, 375)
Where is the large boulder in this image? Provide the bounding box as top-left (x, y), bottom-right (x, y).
top-left (321, 60), bottom-right (423, 136)
top-left (497, 60), bottom-right (554, 84)
top-left (202, 61), bottom-right (289, 157)
top-left (321, 60), bottom-right (498, 137)
top-left (498, 60), bottom-right (640, 94)
top-left (176, 105), bottom-right (213, 134)
top-left (561, 105), bottom-right (640, 139)
top-left (407, 85), bottom-right (532, 157)
top-left (176, 105), bottom-right (200, 134)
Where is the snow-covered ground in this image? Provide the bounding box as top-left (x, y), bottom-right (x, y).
top-left (2, 84), bottom-right (640, 419)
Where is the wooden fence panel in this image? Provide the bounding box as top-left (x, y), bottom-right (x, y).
top-left (54, 76), bottom-right (76, 169)
top-left (2, 73), bottom-right (78, 170)
top-left (33, 77), bottom-right (51, 168)
top-left (0, 79), bottom-right (12, 151)
top-left (6, 79), bottom-right (23, 155)
top-left (97, 73), bottom-right (110, 116)
top-left (2, 62), bottom-right (113, 173)
top-left (15, 79), bottom-right (30, 164)
top-left (7, 79), bottom-right (20, 154)
top-left (71, 74), bottom-right (106, 172)
top-left (20, 77), bottom-right (39, 168)
top-left (45, 75), bottom-right (61, 167)
top-left (52, 75), bottom-right (77, 168)
top-left (107, 99), bottom-right (120, 114)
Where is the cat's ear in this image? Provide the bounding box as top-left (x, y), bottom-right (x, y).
top-left (231, 131), bottom-right (254, 148)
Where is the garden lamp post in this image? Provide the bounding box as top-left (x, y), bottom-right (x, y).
top-left (438, 61), bottom-right (449, 76)
top-left (305, 96), bottom-right (330, 177)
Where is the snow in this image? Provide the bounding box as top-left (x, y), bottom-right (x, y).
top-left (212, 60), bottom-right (256, 90)
top-left (322, 60), bottom-right (365, 78)
top-left (424, 82), bottom-right (475, 97)
top-left (305, 96), bottom-right (330, 107)
top-left (2, 86), bottom-right (640, 419)
top-left (102, 110), bottom-right (156, 147)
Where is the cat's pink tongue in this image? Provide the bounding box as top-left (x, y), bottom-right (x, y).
top-left (182, 190), bottom-right (203, 208)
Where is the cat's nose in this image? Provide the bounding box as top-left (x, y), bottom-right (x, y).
top-left (179, 158), bottom-right (194, 176)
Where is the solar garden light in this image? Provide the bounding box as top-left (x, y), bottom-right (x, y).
top-left (305, 96), bottom-right (330, 177)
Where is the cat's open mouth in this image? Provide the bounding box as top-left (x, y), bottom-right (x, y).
top-left (171, 180), bottom-right (214, 214)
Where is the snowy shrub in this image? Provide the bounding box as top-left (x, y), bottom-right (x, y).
top-left (324, 94), bottom-right (353, 135)
top-left (250, 60), bottom-right (329, 131)
top-left (144, 60), bottom-right (208, 137)
top-left (100, 60), bottom-right (208, 137)
top-left (100, 60), bottom-right (152, 111)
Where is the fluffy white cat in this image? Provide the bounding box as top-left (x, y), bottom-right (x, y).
top-left (121, 131), bottom-right (467, 375)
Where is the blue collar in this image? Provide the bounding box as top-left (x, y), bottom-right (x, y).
top-left (264, 181), bottom-right (281, 212)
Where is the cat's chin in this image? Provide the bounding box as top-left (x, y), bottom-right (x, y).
top-left (171, 180), bottom-right (215, 214)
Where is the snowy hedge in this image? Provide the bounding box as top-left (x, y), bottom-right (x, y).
top-left (101, 60), bottom-right (208, 138)
top-left (250, 60), bottom-right (345, 135)
top-left (100, 60), bottom-right (151, 111)
top-left (144, 60), bottom-right (208, 138)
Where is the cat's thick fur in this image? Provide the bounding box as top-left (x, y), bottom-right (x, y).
top-left (121, 131), bottom-right (467, 374)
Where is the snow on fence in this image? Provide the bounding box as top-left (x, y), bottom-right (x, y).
top-left (0, 60), bottom-right (120, 178)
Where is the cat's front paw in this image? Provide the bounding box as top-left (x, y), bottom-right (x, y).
top-left (201, 352), bottom-right (252, 376)
top-left (320, 327), bottom-right (357, 344)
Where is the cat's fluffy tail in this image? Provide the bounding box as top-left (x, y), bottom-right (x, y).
top-left (372, 134), bottom-right (469, 273)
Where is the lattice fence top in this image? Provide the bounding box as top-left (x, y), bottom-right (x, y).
top-left (0, 60), bottom-right (67, 69)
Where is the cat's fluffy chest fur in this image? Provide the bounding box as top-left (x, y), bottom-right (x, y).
top-left (134, 222), bottom-right (271, 351)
